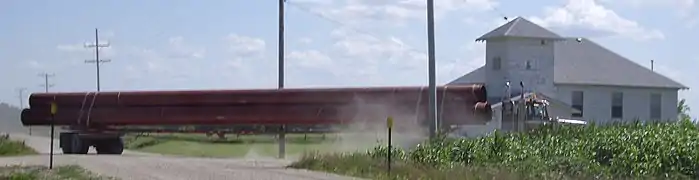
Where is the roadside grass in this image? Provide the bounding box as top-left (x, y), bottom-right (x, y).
top-left (289, 152), bottom-right (523, 180)
top-left (0, 165), bottom-right (117, 180)
top-left (123, 133), bottom-right (338, 158)
top-left (1, 134), bottom-right (113, 179)
top-left (0, 134), bottom-right (37, 157)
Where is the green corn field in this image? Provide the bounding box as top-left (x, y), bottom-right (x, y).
top-left (293, 119), bottom-right (699, 180)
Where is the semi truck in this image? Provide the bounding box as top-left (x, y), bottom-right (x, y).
top-left (446, 82), bottom-right (588, 138)
top-left (501, 82), bottom-right (587, 132)
top-left (20, 85), bottom-right (493, 155)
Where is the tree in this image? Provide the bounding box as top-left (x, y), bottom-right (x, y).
top-left (678, 99), bottom-right (692, 121)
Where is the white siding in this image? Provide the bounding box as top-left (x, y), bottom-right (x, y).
top-left (556, 84), bottom-right (679, 124)
top-left (485, 38), bottom-right (556, 98)
top-left (485, 40), bottom-right (508, 97)
top-left (547, 101), bottom-right (574, 120)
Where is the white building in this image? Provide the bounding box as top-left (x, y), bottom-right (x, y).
top-left (449, 17), bottom-right (688, 134)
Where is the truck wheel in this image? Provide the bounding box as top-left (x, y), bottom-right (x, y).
top-left (72, 136), bottom-right (90, 154)
top-left (96, 138), bottom-right (124, 155)
top-left (111, 139), bottom-right (124, 154)
top-left (59, 132), bottom-right (75, 154)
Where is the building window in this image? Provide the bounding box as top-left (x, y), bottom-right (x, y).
top-left (650, 93), bottom-right (662, 120)
top-left (571, 91), bottom-right (584, 117)
top-left (492, 57), bottom-right (501, 70)
top-left (611, 92), bottom-right (623, 119)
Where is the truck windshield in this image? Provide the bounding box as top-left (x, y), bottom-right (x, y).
top-left (527, 103), bottom-right (548, 120)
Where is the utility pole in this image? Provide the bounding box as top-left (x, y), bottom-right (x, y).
top-left (278, 0), bottom-right (287, 159)
top-left (84, 28), bottom-right (111, 92)
top-left (16, 87), bottom-right (29, 135)
top-left (39, 73), bottom-right (55, 93)
top-left (651, 60), bottom-right (655, 71)
top-left (35, 72), bottom-right (55, 135)
top-left (426, 0), bottom-right (438, 139)
top-left (16, 87), bottom-right (27, 109)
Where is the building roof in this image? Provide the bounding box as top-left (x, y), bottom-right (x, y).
top-left (450, 18), bottom-right (688, 90)
top-left (553, 38), bottom-right (686, 89)
top-left (476, 17), bottom-right (562, 41)
top-left (449, 66), bottom-right (485, 85)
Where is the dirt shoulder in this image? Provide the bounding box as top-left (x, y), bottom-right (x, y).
top-left (0, 133), bottom-right (363, 180)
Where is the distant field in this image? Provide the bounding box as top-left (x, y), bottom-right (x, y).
top-left (0, 126), bottom-right (58, 138)
top-left (123, 133), bottom-right (357, 158)
top-left (5, 124), bottom-right (390, 158)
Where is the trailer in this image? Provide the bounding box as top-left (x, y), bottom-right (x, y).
top-left (21, 85), bottom-right (493, 155)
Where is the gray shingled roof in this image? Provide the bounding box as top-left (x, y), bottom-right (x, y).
top-left (450, 18), bottom-right (688, 89)
top-left (553, 38), bottom-right (686, 89)
top-left (449, 66), bottom-right (485, 85)
top-left (476, 17), bottom-right (562, 41)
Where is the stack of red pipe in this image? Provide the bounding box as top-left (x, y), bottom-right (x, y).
top-left (21, 85), bottom-right (492, 127)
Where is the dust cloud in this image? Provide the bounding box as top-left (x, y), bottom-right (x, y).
top-left (244, 97), bottom-right (433, 161)
top-left (325, 97), bottom-right (429, 154)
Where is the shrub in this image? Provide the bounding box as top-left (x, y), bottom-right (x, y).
top-left (0, 135), bottom-right (37, 156)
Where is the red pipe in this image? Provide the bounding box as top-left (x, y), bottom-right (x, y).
top-left (28, 85), bottom-right (487, 107)
top-left (21, 102), bottom-right (492, 126)
top-left (22, 85), bottom-right (492, 127)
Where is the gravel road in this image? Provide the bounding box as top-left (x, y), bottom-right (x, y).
top-left (0, 133), bottom-right (363, 180)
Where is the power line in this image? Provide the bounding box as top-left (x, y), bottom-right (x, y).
top-left (84, 28), bottom-right (111, 92)
top-left (38, 73), bottom-right (55, 93)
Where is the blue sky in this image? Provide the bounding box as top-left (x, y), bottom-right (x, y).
top-left (1, 0), bottom-right (697, 118)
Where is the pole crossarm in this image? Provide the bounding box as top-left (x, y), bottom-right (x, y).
top-left (83, 28), bottom-right (111, 92)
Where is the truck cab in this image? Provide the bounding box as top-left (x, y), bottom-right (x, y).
top-left (522, 98), bottom-right (553, 130)
top-left (502, 94), bottom-right (587, 132)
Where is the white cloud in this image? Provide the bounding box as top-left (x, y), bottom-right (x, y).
top-left (529, 0), bottom-right (665, 41)
top-left (289, 0), bottom-right (499, 26)
top-left (225, 33), bottom-right (266, 57)
top-left (298, 37), bottom-right (313, 44)
top-left (166, 36), bottom-right (206, 59)
top-left (287, 50), bottom-right (334, 69)
top-left (601, 0), bottom-right (695, 11)
top-left (27, 60), bottom-right (43, 69)
top-left (285, 26), bottom-right (484, 86)
top-left (56, 44), bottom-right (84, 52)
top-left (221, 33), bottom-right (269, 72)
top-left (600, 0), bottom-right (696, 22)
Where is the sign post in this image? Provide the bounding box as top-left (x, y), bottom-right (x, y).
top-left (49, 102), bottom-right (57, 169)
top-left (386, 116), bottom-right (394, 174)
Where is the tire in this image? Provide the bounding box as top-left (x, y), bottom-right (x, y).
top-left (72, 135), bottom-right (90, 154)
top-left (59, 133), bottom-right (77, 154)
top-left (95, 138), bottom-right (124, 155)
top-left (60, 133), bottom-right (89, 154)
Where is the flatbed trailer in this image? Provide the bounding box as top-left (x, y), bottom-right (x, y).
top-left (21, 85), bottom-right (492, 155)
